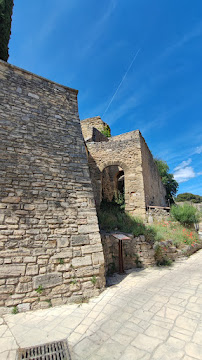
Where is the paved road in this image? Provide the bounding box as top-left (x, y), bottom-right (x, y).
top-left (0, 250), bottom-right (202, 360)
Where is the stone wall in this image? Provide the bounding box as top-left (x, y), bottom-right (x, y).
top-left (0, 61), bottom-right (105, 311)
top-left (81, 116), bottom-right (109, 142)
top-left (147, 207), bottom-right (170, 224)
top-left (84, 126), bottom-right (166, 218)
top-left (87, 130), bottom-right (146, 217)
top-left (102, 233), bottom-right (202, 275)
top-left (101, 233), bottom-right (155, 275)
top-left (139, 134), bottom-right (167, 207)
top-left (154, 239), bottom-right (202, 264)
top-left (91, 127), bottom-right (109, 143)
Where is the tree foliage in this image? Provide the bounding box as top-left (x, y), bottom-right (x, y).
top-left (154, 158), bottom-right (178, 204)
top-left (0, 0), bottom-right (14, 62)
top-left (170, 203), bottom-right (200, 225)
top-left (175, 192), bottom-right (202, 203)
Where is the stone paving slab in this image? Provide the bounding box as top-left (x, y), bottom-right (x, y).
top-left (0, 250), bottom-right (202, 359)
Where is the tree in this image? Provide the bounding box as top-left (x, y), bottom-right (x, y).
top-left (154, 158), bottom-right (178, 204)
top-left (175, 192), bottom-right (202, 203)
top-left (0, 0), bottom-right (14, 62)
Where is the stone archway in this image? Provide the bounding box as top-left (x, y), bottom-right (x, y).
top-left (101, 165), bottom-right (125, 204)
top-left (99, 160), bottom-right (129, 173)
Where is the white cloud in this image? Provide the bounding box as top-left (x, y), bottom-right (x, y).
top-left (173, 158), bottom-right (195, 183)
top-left (174, 166), bottom-right (195, 183)
top-left (194, 145), bottom-right (202, 154)
top-left (174, 158), bottom-right (192, 172)
top-left (173, 157), bottom-right (202, 183)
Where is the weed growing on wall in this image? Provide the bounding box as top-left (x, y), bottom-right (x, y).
top-left (35, 285), bottom-right (44, 294)
top-left (58, 258), bottom-right (64, 264)
top-left (91, 275), bottom-right (97, 285)
top-left (100, 125), bottom-right (111, 137)
top-left (70, 277), bottom-right (77, 285)
top-left (12, 305), bottom-right (19, 314)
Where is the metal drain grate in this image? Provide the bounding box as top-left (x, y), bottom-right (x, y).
top-left (17, 339), bottom-right (71, 360)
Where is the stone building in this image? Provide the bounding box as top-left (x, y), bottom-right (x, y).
top-left (0, 59), bottom-right (166, 312)
top-left (0, 61), bottom-right (105, 310)
top-left (81, 116), bottom-right (167, 218)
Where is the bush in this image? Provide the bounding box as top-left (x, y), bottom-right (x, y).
top-left (170, 203), bottom-right (200, 226)
top-left (100, 125), bottom-right (111, 138)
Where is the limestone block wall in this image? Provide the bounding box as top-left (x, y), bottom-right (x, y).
top-left (81, 116), bottom-right (108, 142)
top-left (139, 134), bottom-right (167, 207)
top-left (0, 61), bottom-right (105, 310)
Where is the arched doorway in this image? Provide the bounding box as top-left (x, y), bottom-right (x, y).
top-left (101, 165), bottom-right (125, 206)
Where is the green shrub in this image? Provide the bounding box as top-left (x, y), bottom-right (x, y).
top-left (100, 125), bottom-right (111, 138)
top-left (170, 203), bottom-right (200, 225)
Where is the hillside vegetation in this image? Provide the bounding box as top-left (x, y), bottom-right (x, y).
top-left (175, 192), bottom-right (202, 203)
top-left (98, 201), bottom-right (201, 248)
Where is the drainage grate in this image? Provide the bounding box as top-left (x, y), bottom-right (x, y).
top-left (17, 340), bottom-right (71, 360)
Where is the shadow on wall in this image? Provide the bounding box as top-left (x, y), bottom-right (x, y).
top-left (102, 165), bottom-right (124, 204)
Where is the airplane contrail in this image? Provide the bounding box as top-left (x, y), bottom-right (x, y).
top-left (102, 48), bottom-right (141, 118)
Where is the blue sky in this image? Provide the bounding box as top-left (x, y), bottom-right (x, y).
top-left (9, 0), bottom-right (202, 195)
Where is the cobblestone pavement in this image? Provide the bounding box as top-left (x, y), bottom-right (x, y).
top-left (0, 250), bottom-right (202, 360)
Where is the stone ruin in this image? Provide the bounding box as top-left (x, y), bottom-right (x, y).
top-left (81, 116), bottom-right (167, 218)
top-left (0, 60), bottom-right (167, 311)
